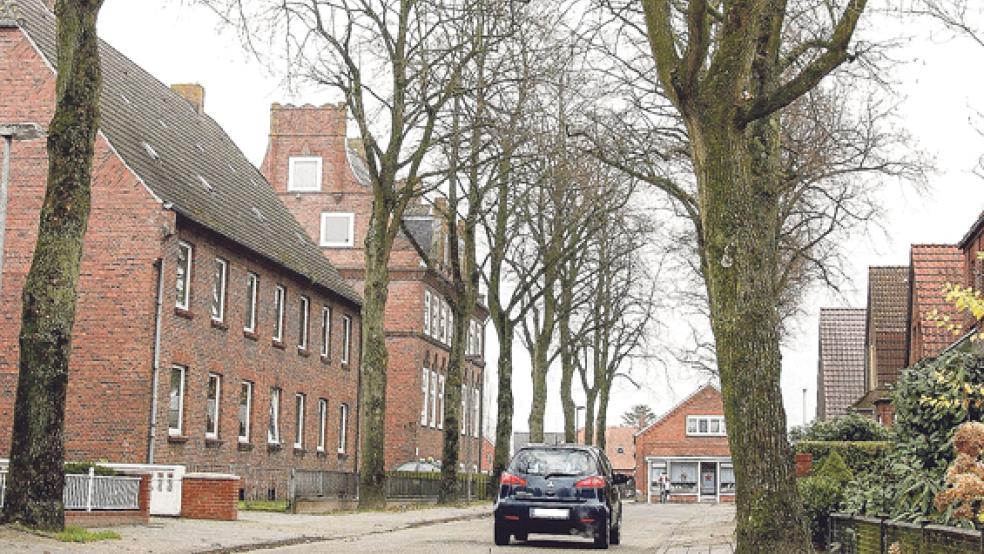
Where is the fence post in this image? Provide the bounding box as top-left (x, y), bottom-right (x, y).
top-left (86, 466), bottom-right (95, 512)
top-left (878, 515), bottom-right (885, 554)
top-left (288, 468), bottom-right (295, 512)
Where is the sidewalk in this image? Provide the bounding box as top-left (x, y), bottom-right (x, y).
top-left (0, 504), bottom-right (492, 553)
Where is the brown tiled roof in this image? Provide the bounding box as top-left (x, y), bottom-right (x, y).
top-left (15, 1), bottom-right (360, 305)
top-left (910, 245), bottom-right (965, 359)
top-left (818, 308), bottom-right (866, 419)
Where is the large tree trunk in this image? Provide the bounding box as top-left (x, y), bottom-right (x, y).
top-left (358, 215), bottom-right (394, 509)
top-left (558, 270), bottom-right (576, 443)
top-left (691, 111), bottom-right (809, 552)
top-left (582, 388), bottom-right (597, 446)
top-left (2, 0), bottom-right (104, 531)
top-left (438, 306), bottom-right (467, 503)
top-left (595, 376), bottom-right (612, 450)
top-left (527, 333), bottom-right (549, 442)
top-left (491, 324), bottom-right (514, 485)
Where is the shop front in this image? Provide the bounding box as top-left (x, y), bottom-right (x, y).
top-left (646, 456), bottom-right (735, 503)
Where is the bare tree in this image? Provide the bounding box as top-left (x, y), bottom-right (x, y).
top-left (3, 0), bottom-right (104, 531)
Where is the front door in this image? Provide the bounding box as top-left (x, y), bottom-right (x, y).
top-left (699, 462), bottom-right (716, 498)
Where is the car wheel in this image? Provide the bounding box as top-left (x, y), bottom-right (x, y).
top-left (593, 516), bottom-right (609, 549)
top-left (514, 532), bottom-right (528, 542)
top-left (494, 521), bottom-right (511, 546)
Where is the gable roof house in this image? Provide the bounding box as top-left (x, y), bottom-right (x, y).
top-left (0, 0), bottom-right (362, 502)
top-left (906, 245), bottom-right (965, 365)
top-left (633, 384), bottom-right (734, 504)
top-left (817, 308), bottom-right (866, 420)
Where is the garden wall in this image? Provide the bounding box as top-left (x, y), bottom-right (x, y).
top-left (830, 513), bottom-right (983, 553)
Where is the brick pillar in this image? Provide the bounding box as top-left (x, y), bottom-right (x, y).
top-left (138, 474), bottom-right (151, 520)
top-left (795, 452), bottom-right (813, 477)
top-left (181, 473), bottom-right (240, 520)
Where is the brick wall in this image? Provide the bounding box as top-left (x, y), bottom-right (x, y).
top-left (0, 25), bottom-right (170, 461)
top-left (633, 386), bottom-right (731, 491)
top-left (181, 473), bottom-right (240, 520)
top-left (154, 219), bottom-right (362, 498)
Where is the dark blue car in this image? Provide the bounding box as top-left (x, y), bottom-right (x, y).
top-left (493, 444), bottom-right (626, 549)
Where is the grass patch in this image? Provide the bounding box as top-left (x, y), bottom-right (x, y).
top-left (53, 526), bottom-right (121, 543)
top-left (238, 500), bottom-right (288, 512)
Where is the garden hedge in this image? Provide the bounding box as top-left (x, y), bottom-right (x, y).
top-left (794, 441), bottom-right (892, 475)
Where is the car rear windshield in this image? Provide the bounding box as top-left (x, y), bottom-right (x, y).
top-left (509, 449), bottom-right (597, 476)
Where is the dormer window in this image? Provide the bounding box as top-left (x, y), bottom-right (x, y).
top-left (320, 212), bottom-right (355, 248)
top-left (288, 156), bottom-right (323, 192)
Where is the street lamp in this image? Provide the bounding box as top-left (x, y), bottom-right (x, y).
top-left (0, 123), bottom-right (44, 295)
top-left (575, 406), bottom-right (585, 444)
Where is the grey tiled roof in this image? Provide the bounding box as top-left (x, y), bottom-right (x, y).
top-left (818, 308), bottom-right (866, 419)
top-left (16, 1), bottom-right (360, 305)
top-left (868, 267), bottom-right (909, 333)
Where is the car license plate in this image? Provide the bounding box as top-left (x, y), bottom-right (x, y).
top-left (530, 508), bottom-right (569, 520)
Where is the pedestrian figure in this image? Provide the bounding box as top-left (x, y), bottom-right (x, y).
top-left (659, 472), bottom-right (670, 504)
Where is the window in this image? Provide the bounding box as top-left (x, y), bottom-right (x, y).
top-left (206, 373), bottom-right (221, 439)
top-left (423, 291), bottom-right (432, 336)
top-left (318, 399), bottom-right (328, 452)
top-left (430, 370), bottom-right (439, 428)
top-left (669, 461), bottom-right (698, 490)
top-left (273, 285), bottom-right (286, 342)
top-left (244, 273), bottom-right (258, 332)
top-left (438, 375), bottom-right (445, 430)
top-left (288, 156), bottom-right (322, 192)
top-left (294, 394), bottom-right (305, 449)
top-left (321, 307), bottom-right (332, 358)
top-left (210, 258), bottom-right (228, 322)
top-left (341, 315), bottom-right (352, 364)
top-left (431, 296), bottom-right (440, 339)
top-left (268, 388), bottom-right (281, 444)
top-left (338, 403), bottom-right (349, 453)
top-left (168, 366), bottom-right (186, 436)
top-left (175, 242), bottom-right (193, 309)
top-left (473, 387), bottom-right (481, 438)
top-left (420, 368), bottom-right (430, 426)
top-left (720, 464), bottom-right (736, 494)
top-left (686, 416), bottom-right (727, 437)
top-left (320, 212), bottom-right (355, 247)
top-left (298, 296), bottom-right (310, 350)
top-left (238, 381), bottom-right (252, 443)
top-left (439, 301), bottom-right (447, 344)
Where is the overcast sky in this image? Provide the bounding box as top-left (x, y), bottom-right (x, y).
top-left (96, 1), bottom-right (984, 436)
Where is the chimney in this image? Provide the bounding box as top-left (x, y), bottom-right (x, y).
top-left (171, 83), bottom-right (205, 115)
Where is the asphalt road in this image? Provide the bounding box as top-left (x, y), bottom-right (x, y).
top-left (267, 502), bottom-right (736, 553)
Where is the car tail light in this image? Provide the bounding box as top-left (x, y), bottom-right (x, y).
top-left (500, 472), bottom-right (527, 487)
top-left (574, 476), bottom-right (606, 489)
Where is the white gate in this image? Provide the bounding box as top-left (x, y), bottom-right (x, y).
top-left (101, 463), bottom-right (185, 516)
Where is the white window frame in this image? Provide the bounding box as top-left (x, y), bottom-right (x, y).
top-left (423, 291), bottom-right (432, 336)
top-left (210, 258), bottom-right (228, 322)
top-left (294, 393), bottom-right (306, 449)
top-left (341, 315), bottom-right (352, 364)
top-left (318, 398), bottom-right (328, 452)
top-left (244, 272), bottom-right (259, 333)
top-left (238, 381), bottom-right (252, 444)
top-left (461, 384), bottom-right (467, 436)
top-left (338, 403), bottom-right (349, 454)
top-left (175, 242), bottom-right (193, 310)
top-left (268, 388), bottom-right (282, 444)
top-left (273, 285), bottom-right (286, 342)
top-left (319, 212), bottom-right (355, 248)
top-left (288, 155), bottom-right (323, 192)
top-left (439, 301), bottom-right (447, 344)
top-left (448, 309), bottom-right (454, 346)
top-left (473, 387), bottom-right (480, 438)
top-left (438, 375), bottom-right (446, 430)
top-left (298, 296), bottom-right (310, 350)
top-left (685, 415), bottom-right (727, 437)
top-left (430, 369), bottom-right (439, 428)
top-left (168, 365), bottom-right (186, 436)
top-left (205, 373), bottom-right (222, 439)
top-left (431, 296), bottom-right (440, 339)
top-left (420, 368), bottom-right (430, 426)
top-left (321, 306), bottom-right (332, 358)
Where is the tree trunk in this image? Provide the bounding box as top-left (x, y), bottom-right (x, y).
top-left (491, 324), bottom-right (514, 485)
top-left (527, 334), bottom-right (549, 443)
top-left (358, 215), bottom-right (394, 509)
top-left (438, 305), bottom-right (467, 503)
top-left (691, 111), bottom-right (810, 552)
top-left (582, 389), bottom-right (596, 446)
top-left (595, 375), bottom-right (612, 450)
top-left (2, 0), bottom-right (104, 531)
top-left (558, 270), bottom-right (576, 443)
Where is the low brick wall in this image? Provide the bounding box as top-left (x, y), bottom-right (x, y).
top-left (830, 513), bottom-right (982, 553)
top-left (293, 497), bottom-right (359, 514)
top-left (181, 473), bottom-right (239, 521)
top-left (65, 474), bottom-right (150, 527)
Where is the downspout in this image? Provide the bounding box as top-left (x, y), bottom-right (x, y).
top-left (353, 306), bottom-right (363, 478)
top-left (147, 258), bottom-right (165, 464)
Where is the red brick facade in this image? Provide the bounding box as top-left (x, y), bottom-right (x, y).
top-left (0, 18), bottom-right (361, 501)
top-left (633, 385), bottom-right (733, 503)
top-left (261, 104), bottom-right (488, 471)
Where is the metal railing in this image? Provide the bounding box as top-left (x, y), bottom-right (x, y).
top-left (0, 467), bottom-right (141, 511)
top-left (290, 469), bottom-right (359, 500)
top-left (289, 470), bottom-right (492, 505)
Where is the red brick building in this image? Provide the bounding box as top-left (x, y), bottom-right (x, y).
top-left (0, 1), bottom-right (361, 500)
top-left (633, 384), bottom-right (734, 504)
top-left (259, 104), bottom-right (488, 472)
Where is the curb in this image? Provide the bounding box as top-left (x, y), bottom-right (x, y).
top-left (199, 508), bottom-right (491, 553)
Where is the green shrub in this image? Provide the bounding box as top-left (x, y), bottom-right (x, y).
top-left (63, 462), bottom-right (117, 476)
top-left (799, 451), bottom-right (854, 547)
top-left (795, 441), bottom-right (892, 475)
top-left (791, 413), bottom-right (891, 443)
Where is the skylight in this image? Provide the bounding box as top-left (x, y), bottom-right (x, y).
top-left (142, 142), bottom-right (160, 161)
top-left (251, 207), bottom-right (265, 222)
top-left (198, 175), bottom-right (214, 194)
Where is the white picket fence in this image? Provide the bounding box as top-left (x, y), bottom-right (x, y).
top-left (0, 466), bottom-right (141, 511)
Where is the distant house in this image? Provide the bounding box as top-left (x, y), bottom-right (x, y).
top-left (633, 384), bottom-right (734, 504)
top-left (577, 426), bottom-right (635, 477)
top-left (816, 308), bottom-right (866, 420)
top-left (906, 244), bottom-right (966, 364)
